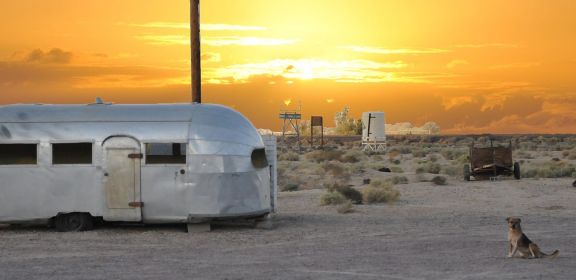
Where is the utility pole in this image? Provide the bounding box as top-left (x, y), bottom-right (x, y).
top-left (191, 0), bottom-right (201, 103)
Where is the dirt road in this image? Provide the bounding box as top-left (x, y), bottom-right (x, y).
top-left (1, 178), bottom-right (575, 279)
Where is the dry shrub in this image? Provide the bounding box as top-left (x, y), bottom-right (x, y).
top-left (412, 149), bottom-right (427, 158)
top-left (371, 154), bottom-right (384, 161)
top-left (441, 165), bottom-right (461, 177)
top-left (322, 161), bottom-right (351, 181)
top-left (417, 162), bottom-right (441, 174)
top-left (362, 181), bottom-right (400, 204)
top-left (337, 200), bottom-right (354, 214)
top-left (281, 183), bottom-right (299, 192)
top-left (279, 152), bottom-right (300, 161)
top-left (305, 149), bottom-right (344, 163)
top-left (387, 176), bottom-right (409, 185)
top-left (390, 166), bottom-right (404, 173)
top-left (441, 149), bottom-right (467, 160)
top-left (431, 176), bottom-right (447, 185)
top-left (341, 150), bottom-right (363, 163)
top-left (562, 148), bottom-right (576, 160)
top-left (521, 161), bottom-right (576, 178)
top-left (326, 183), bottom-right (362, 204)
top-left (320, 191), bottom-right (347, 205)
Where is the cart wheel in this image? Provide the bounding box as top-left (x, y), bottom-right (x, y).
top-left (54, 213), bottom-right (93, 232)
top-left (513, 162), bottom-right (521, 180)
top-left (464, 164), bottom-right (471, 181)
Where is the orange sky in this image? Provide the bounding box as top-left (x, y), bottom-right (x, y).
top-left (1, 0), bottom-right (575, 133)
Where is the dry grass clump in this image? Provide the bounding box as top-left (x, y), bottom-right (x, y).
top-left (305, 149), bottom-right (344, 163)
top-left (412, 148), bottom-right (428, 158)
top-left (362, 180), bottom-right (401, 204)
top-left (441, 165), bottom-right (461, 177)
top-left (278, 152), bottom-right (300, 161)
top-left (320, 191), bottom-right (347, 205)
top-left (416, 162), bottom-right (441, 174)
top-left (336, 200), bottom-right (355, 214)
top-left (387, 176), bottom-right (409, 185)
top-left (281, 183), bottom-right (299, 192)
top-left (389, 166), bottom-right (404, 173)
top-left (431, 176), bottom-right (447, 185)
top-left (440, 149), bottom-right (467, 160)
top-left (340, 150), bottom-right (364, 163)
top-left (326, 183), bottom-right (363, 204)
top-left (521, 161), bottom-right (576, 178)
top-left (321, 162), bottom-right (352, 182)
top-left (562, 148), bottom-right (576, 160)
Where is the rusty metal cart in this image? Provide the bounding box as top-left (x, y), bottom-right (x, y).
top-left (464, 140), bottom-right (520, 181)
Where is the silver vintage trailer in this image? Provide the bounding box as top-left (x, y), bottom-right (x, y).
top-left (0, 103), bottom-right (275, 231)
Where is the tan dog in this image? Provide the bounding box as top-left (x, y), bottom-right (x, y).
top-left (507, 217), bottom-right (559, 259)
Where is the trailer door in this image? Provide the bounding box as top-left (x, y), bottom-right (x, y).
top-left (103, 137), bottom-right (142, 222)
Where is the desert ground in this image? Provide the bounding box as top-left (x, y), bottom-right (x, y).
top-left (1, 135), bottom-right (575, 280)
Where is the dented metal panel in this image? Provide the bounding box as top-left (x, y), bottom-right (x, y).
top-left (0, 103), bottom-right (271, 224)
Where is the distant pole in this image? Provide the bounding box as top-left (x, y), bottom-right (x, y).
top-left (191, 0), bottom-right (201, 103)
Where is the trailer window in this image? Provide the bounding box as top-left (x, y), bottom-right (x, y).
top-left (251, 148), bottom-right (268, 168)
top-left (0, 144), bottom-right (37, 165)
top-left (52, 143), bottom-right (93, 164)
top-left (145, 143), bottom-right (186, 164)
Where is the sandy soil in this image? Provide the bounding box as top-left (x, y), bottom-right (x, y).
top-left (1, 178), bottom-right (575, 280)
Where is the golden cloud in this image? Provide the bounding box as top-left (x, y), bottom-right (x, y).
top-left (204, 59), bottom-right (408, 84)
top-left (127, 22), bottom-right (267, 31)
top-left (345, 46), bottom-right (449, 55)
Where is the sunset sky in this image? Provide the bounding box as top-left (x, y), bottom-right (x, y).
top-left (1, 0), bottom-right (575, 133)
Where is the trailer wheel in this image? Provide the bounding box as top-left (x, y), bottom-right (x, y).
top-left (464, 164), bottom-right (471, 181)
top-left (513, 162), bottom-right (521, 180)
top-left (55, 213), bottom-right (93, 232)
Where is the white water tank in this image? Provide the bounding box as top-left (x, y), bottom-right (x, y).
top-left (362, 112), bottom-right (386, 142)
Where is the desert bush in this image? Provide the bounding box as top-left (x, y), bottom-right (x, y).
top-left (281, 183), bottom-right (299, 192)
top-left (416, 174), bottom-right (428, 182)
top-left (441, 165), bottom-right (461, 177)
top-left (305, 149), bottom-right (344, 163)
top-left (320, 191), bottom-right (347, 205)
top-left (456, 154), bottom-right (470, 164)
top-left (428, 155), bottom-right (439, 163)
top-left (326, 183), bottom-right (363, 204)
top-left (431, 176), bottom-right (447, 185)
top-left (441, 149), bottom-right (467, 160)
top-left (412, 149), bottom-right (427, 158)
top-left (387, 176), bottom-right (409, 185)
top-left (563, 148), bottom-right (576, 160)
top-left (279, 152), bottom-right (300, 161)
top-left (341, 150), bottom-right (363, 163)
top-left (362, 180), bottom-right (401, 204)
top-left (322, 161), bottom-right (351, 179)
top-left (416, 162), bottom-right (441, 174)
top-left (371, 154), bottom-right (384, 161)
top-left (337, 201), bottom-right (354, 214)
top-left (521, 162), bottom-right (576, 178)
top-left (390, 166), bottom-right (404, 173)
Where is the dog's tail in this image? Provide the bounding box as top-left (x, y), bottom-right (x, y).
top-left (542, 250), bottom-right (559, 258)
